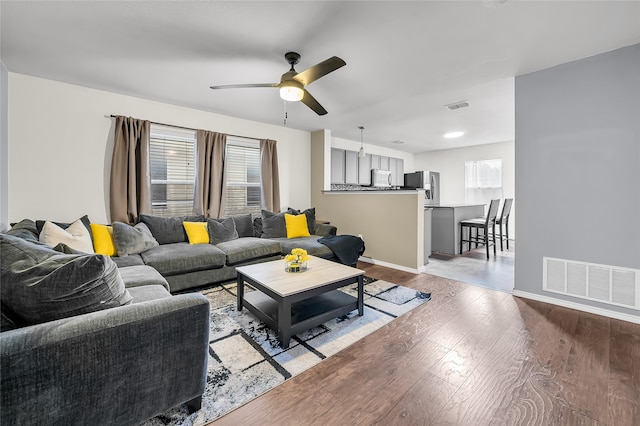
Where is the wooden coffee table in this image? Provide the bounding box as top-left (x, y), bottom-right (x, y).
top-left (236, 256), bottom-right (365, 348)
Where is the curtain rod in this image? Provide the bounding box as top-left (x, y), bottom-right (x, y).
top-left (108, 114), bottom-right (259, 141)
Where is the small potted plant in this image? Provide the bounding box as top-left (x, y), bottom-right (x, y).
top-left (284, 248), bottom-right (310, 272)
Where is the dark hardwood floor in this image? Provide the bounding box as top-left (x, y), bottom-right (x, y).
top-left (210, 263), bottom-right (640, 426)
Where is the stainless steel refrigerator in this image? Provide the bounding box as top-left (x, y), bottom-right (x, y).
top-left (404, 171), bottom-right (440, 205)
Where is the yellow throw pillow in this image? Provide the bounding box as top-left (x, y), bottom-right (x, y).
top-left (90, 223), bottom-right (117, 256)
top-left (285, 213), bottom-right (311, 239)
top-left (183, 221), bottom-right (209, 244)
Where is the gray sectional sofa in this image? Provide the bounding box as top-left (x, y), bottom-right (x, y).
top-left (0, 208), bottom-right (339, 425)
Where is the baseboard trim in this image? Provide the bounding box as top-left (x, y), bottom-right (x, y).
top-left (358, 257), bottom-right (423, 274)
top-left (512, 290), bottom-right (640, 324)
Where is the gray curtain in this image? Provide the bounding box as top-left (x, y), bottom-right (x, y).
top-left (194, 130), bottom-right (227, 218)
top-left (110, 116), bottom-right (151, 224)
top-left (260, 139), bottom-right (280, 213)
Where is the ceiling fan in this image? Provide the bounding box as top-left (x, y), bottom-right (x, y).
top-left (210, 52), bottom-right (346, 116)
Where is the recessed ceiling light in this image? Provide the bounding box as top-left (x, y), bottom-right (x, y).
top-left (444, 131), bottom-right (464, 139)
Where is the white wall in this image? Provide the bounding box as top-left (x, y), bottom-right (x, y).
top-left (414, 141), bottom-right (515, 236)
top-left (7, 73), bottom-right (311, 224)
top-left (515, 43), bottom-right (639, 318)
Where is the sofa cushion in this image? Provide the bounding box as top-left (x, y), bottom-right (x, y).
top-left (207, 217), bottom-right (238, 245)
top-left (6, 219), bottom-right (39, 242)
top-left (284, 213), bottom-right (311, 238)
top-left (90, 223), bottom-right (117, 256)
top-left (138, 214), bottom-right (205, 245)
top-left (0, 233), bottom-right (132, 326)
top-left (113, 222), bottom-right (159, 256)
top-left (127, 284), bottom-right (172, 303)
top-left (35, 214), bottom-right (93, 238)
top-left (183, 221), bottom-right (210, 245)
top-left (288, 207), bottom-right (317, 235)
top-left (111, 254), bottom-right (145, 268)
top-left (272, 235), bottom-right (334, 258)
top-left (39, 219), bottom-right (95, 254)
top-left (231, 214), bottom-right (254, 238)
top-left (140, 242), bottom-right (226, 276)
top-left (261, 210), bottom-right (287, 238)
top-left (215, 237), bottom-right (282, 265)
top-left (118, 265), bottom-right (170, 291)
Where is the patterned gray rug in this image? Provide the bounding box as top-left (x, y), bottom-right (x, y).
top-left (142, 277), bottom-right (431, 426)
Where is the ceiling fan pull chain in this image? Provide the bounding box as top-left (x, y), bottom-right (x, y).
top-left (283, 100), bottom-right (287, 126)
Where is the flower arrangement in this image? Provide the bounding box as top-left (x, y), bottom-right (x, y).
top-left (284, 248), bottom-right (310, 273)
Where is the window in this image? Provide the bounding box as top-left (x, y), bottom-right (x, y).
top-left (149, 124), bottom-right (196, 217)
top-left (465, 159), bottom-right (503, 208)
top-left (224, 137), bottom-right (261, 217)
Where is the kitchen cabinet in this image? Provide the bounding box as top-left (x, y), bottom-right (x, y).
top-left (380, 156), bottom-right (390, 171)
top-left (345, 150), bottom-right (359, 184)
top-left (358, 153), bottom-right (372, 185)
top-left (331, 148), bottom-right (345, 184)
top-left (389, 158), bottom-right (404, 186)
top-left (370, 154), bottom-right (380, 170)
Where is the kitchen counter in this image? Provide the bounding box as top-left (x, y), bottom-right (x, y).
top-left (430, 204), bottom-right (485, 255)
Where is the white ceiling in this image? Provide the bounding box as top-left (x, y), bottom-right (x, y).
top-left (1, 1), bottom-right (638, 153)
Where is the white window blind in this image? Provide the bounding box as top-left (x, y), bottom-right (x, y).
top-left (224, 137), bottom-right (261, 217)
top-left (149, 124), bottom-right (196, 217)
top-left (465, 159), bottom-right (503, 209)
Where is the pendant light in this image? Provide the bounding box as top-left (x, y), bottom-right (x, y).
top-left (358, 126), bottom-right (366, 158)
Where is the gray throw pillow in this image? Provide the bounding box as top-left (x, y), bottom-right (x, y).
top-left (261, 210), bottom-right (287, 239)
top-left (139, 214), bottom-right (205, 245)
top-left (231, 214), bottom-right (254, 238)
top-left (288, 207), bottom-right (317, 235)
top-left (207, 218), bottom-right (239, 245)
top-left (7, 219), bottom-right (39, 242)
top-left (112, 221), bottom-right (159, 257)
top-left (0, 233), bottom-right (132, 326)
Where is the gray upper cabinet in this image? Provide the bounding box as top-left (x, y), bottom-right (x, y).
top-left (331, 148), bottom-right (345, 184)
top-left (380, 155), bottom-right (390, 171)
top-left (358, 153), bottom-right (372, 185)
top-left (370, 154), bottom-right (380, 170)
top-left (390, 158), bottom-right (404, 186)
top-left (344, 150), bottom-right (359, 184)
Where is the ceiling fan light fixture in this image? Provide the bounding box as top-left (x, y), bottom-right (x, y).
top-left (279, 81), bottom-right (304, 102)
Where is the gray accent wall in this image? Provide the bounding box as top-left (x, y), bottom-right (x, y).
top-left (0, 62), bottom-right (8, 232)
top-left (515, 44), bottom-right (640, 316)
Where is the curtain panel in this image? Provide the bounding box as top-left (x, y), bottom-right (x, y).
top-left (194, 130), bottom-right (227, 218)
top-left (109, 116), bottom-right (152, 224)
top-left (260, 139), bottom-right (280, 213)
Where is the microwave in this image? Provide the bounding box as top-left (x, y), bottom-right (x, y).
top-left (371, 169), bottom-right (392, 187)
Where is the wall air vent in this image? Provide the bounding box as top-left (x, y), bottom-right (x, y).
top-left (543, 257), bottom-right (639, 310)
top-left (445, 101), bottom-right (469, 110)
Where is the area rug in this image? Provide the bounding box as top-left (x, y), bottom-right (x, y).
top-left (142, 277), bottom-right (431, 426)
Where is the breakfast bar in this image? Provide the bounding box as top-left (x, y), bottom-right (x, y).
top-left (431, 204), bottom-right (485, 255)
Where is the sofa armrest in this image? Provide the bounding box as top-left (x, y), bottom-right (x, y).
top-left (1, 293), bottom-right (210, 426)
top-left (315, 223), bottom-right (337, 237)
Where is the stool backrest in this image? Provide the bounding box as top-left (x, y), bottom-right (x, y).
top-left (500, 198), bottom-right (513, 222)
top-left (485, 199), bottom-right (500, 226)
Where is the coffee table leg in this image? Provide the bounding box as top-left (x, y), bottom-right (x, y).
top-left (357, 275), bottom-right (364, 316)
top-left (278, 299), bottom-right (292, 348)
top-left (237, 273), bottom-right (244, 311)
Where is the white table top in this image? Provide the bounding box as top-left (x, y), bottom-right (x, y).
top-left (236, 256), bottom-right (364, 297)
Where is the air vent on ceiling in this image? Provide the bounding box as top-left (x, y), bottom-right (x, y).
top-left (543, 257), bottom-right (639, 309)
top-left (445, 101), bottom-right (469, 110)
top-left (390, 140), bottom-right (405, 145)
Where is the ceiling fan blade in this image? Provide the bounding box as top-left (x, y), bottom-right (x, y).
top-left (301, 89), bottom-right (328, 116)
top-left (210, 83), bottom-right (279, 90)
top-left (293, 56), bottom-right (346, 86)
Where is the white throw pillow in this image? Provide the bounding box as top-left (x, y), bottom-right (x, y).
top-left (39, 219), bottom-right (95, 254)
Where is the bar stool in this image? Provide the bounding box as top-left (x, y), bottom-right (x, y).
top-left (459, 199), bottom-right (500, 260)
top-left (496, 198), bottom-right (513, 251)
